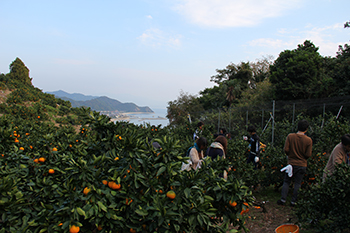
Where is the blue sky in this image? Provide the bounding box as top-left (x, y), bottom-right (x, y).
top-left (1, 0), bottom-right (349, 110)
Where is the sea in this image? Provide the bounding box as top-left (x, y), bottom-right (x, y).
top-left (122, 108), bottom-right (169, 128)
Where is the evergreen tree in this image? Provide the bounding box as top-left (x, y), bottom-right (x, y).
top-left (9, 57), bottom-right (33, 87)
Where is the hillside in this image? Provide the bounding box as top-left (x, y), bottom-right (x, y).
top-left (48, 90), bottom-right (153, 113)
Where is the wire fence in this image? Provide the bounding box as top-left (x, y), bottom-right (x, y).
top-left (197, 95), bottom-right (350, 144)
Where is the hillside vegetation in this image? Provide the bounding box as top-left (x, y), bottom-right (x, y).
top-left (167, 40), bottom-right (350, 126)
top-left (1, 37), bottom-right (350, 233)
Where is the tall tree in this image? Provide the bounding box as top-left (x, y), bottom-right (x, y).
top-left (269, 40), bottom-right (325, 100)
top-left (9, 58), bottom-right (33, 87)
top-left (166, 91), bottom-right (204, 126)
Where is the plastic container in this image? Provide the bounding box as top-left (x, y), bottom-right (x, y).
top-left (275, 224), bottom-right (299, 233)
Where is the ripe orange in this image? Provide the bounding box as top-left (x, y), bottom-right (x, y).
top-left (34, 158), bottom-right (39, 163)
top-left (229, 200), bottom-right (237, 207)
top-left (69, 225), bottom-right (80, 233)
top-left (19, 147), bottom-right (24, 150)
top-left (108, 181), bottom-right (121, 190)
top-left (48, 169), bottom-right (55, 174)
top-left (52, 147), bottom-right (58, 151)
top-left (130, 228), bottom-right (136, 233)
top-left (166, 190), bottom-right (176, 199)
top-left (102, 180), bottom-right (108, 185)
top-left (83, 187), bottom-right (91, 195)
top-left (39, 157), bottom-right (46, 162)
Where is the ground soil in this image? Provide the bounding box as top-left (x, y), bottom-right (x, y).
top-left (229, 186), bottom-right (315, 233)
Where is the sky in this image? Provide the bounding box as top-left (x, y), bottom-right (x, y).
top-left (0, 0), bottom-right (349, 110)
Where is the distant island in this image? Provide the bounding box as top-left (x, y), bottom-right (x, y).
top-left (48, 90), bottom-right (154, 120)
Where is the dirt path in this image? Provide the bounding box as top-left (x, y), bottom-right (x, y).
top-left (229, 187), bottom-right (313, 233)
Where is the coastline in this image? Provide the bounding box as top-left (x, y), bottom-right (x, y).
top-left (110, 111), bottom-right (167, 123)
top-left (111, 117), bottom-right (167, 122)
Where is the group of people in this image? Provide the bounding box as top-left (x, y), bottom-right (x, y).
top-left (188, 120), bottom-right (350, 207)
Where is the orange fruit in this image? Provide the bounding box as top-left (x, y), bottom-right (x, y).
top-left (52, 147), bottom-right (58, 151)
top-left (108, 181), bottom-right (121, 190)
top-left (166, 190), bottom-right (176, 199)
top-left (158, 190), bottom-right (163, 194)
top-left (102, 180), bottom-right (108, 185)
top-left (69, 225), bottom-right (80, 233)
top-left (34, 158), bottom-right (39, 163)
top-left (83, 187), bottom-right (91, 195)
top-left (39, 157), bottom-right (46, 162)
top-left (229, 200), bottom-right (237, 207)
top-left (48, 169), bottom-right (55, 174)
top-left (19, 147), bottom-right (24, 150)
top-left (97, 225), bottom-right (103, 231)
top-left (130, 229), bottom-right (136, 233)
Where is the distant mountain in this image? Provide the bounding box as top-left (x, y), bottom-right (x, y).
top-left (48, 90), bottom-right (99, 101)
top-left (48, 90), bottom-right (153, 113)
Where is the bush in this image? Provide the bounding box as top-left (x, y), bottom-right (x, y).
top-left (296, 163), bottom-right (350, 232)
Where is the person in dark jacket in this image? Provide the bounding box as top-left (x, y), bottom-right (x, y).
top-left (244, 125), bottom-right (260, 169)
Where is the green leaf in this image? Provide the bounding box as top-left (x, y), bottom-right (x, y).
top-left (135, 209), bottom-right (148, 216)
top-left (97, 201), bottom-right (107, 212)
top-left (184, 188), bottom-right (191, 199)
top-left (156, 166), bottom-right (166, 176)
top-left (76, 207), bottom-right (86, 217)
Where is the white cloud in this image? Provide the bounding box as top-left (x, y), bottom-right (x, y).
top-left (146, 15), bottom-right (153, 19)
top-left (248, 38), bottom-right (293, 49)
top-left (138, 28), bottom-right (182, 48)
top-left (174, 0), bottom-right (302, 28)
top-left (248, 23), bottom-right (350, 57)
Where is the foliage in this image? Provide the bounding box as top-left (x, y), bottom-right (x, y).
top-left (167, 91), bottom-right (205, 126)
top-left (0, 112), bottom-right (255, 233)
top-left (270, 40), bottom-right (326, 100)
top-left (296, 163), bottom-right (350, 232)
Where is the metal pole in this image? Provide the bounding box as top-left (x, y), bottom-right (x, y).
top-left (218, 108), bottom-right (220, 133)
top-left (336, 105), bottom-right (343, 119)
top-left (229, 106), bottom-right (231, 132)
top-left (292, 103), bottom-right (295, 127)
top-left (246, 110), bottom-right (248, 128)
top-left (272, 100), bottom-right (275, 146)
top-left (321, 103), bottom-right (325, 128)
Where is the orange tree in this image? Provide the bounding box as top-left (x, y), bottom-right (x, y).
top-left (0, 111), bottom-right (254, 232)
top-left (296, 163), bottom-right (350, 232)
